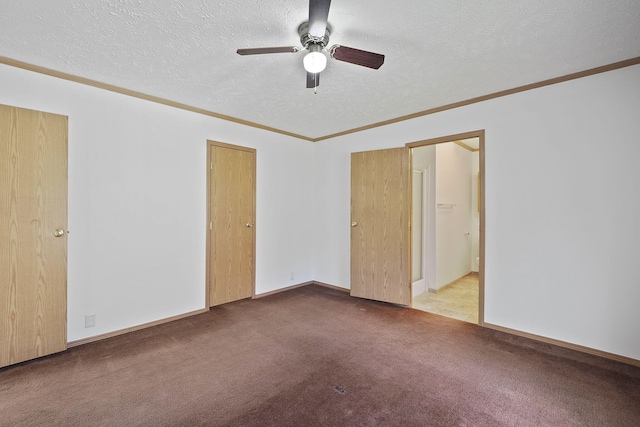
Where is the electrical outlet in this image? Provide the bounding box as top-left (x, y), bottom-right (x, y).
top-left (85, 314), bottom-right (96, 328)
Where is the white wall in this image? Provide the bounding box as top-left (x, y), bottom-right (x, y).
top-left (313, 64), bottom-right (640, 361)
top-left (435, 143), bottom-right (473, 289)
top-left (0, 64), bottom-right (316, 342)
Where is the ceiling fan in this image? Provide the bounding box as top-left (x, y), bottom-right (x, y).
top-left (237, 0), bottom-right (385, 91)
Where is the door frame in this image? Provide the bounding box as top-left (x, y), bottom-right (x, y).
top-left (205, 140), bottom-right (257, 308)
top-left (406, 130), bottom-right (485, 325)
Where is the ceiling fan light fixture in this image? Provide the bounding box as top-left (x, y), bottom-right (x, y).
top-left (303, 44), bottom-right (327, 73)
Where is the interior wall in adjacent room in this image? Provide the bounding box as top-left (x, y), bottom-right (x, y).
top-left (434, 142), bottom-right (473, 289)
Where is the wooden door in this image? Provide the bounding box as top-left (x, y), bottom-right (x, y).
top-left (351, 147), bottom-right (410, 305)
top-left (208, 142), bottom-right (256, 307)
top-left (0, 104), bottom-right (68, 368)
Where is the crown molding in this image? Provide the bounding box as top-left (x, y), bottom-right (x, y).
top-left (2, 55), bottom-right (639, 143)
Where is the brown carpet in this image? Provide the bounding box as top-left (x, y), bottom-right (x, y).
top-left (1, 284), bottom-right (639, 426)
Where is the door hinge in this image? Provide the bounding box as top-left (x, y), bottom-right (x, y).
top-left (209, 222), bottom-right (212, 230)
top-left (210, 162), bottom-right (213, 170)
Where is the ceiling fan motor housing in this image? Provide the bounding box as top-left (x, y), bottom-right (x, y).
top-left (299, 22), bottom-right (331, 50)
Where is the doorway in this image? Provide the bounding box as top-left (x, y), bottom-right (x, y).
top-left (206, 141), bottom-right (256, 307)
top-left (407, 131), bottom-right (484, 325)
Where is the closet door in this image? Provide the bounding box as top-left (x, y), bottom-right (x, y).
top-left (1, 105), bottom-right (68, 368)
top-left (207, 141), bottom-right (256, 307)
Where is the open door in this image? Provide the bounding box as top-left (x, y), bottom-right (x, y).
top-left (350, 147), bottom-right (410, 305)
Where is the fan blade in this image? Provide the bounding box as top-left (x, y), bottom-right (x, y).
top-left (306, 72), bottom-right (320, 88)
top-left (330, 45), bottom-right (385, 69)
top-left (308, 0), bottom-right (331, 38)
top-left (237, 46), bottom-right (299, 55)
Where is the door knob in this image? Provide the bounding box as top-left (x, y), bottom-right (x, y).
top-left (53, 228), bottom-right (65, 237)
top-left (351, 222), bottom-right (358, 227)
top-left (246, 223), bottom-right (254, 228)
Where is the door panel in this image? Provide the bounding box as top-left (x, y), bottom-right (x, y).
top-left (351, 147), bottom-right (410, 305)
top-left (1, 105), bottom-right (68, 368)
top-left (208, 142), bottom-right (255, 307)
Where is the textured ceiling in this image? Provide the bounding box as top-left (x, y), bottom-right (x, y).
top-left (1, 1), bottom-right (639, 140)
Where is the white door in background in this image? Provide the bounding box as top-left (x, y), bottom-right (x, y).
top-left (411, 168), bottom-right (430, 296)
